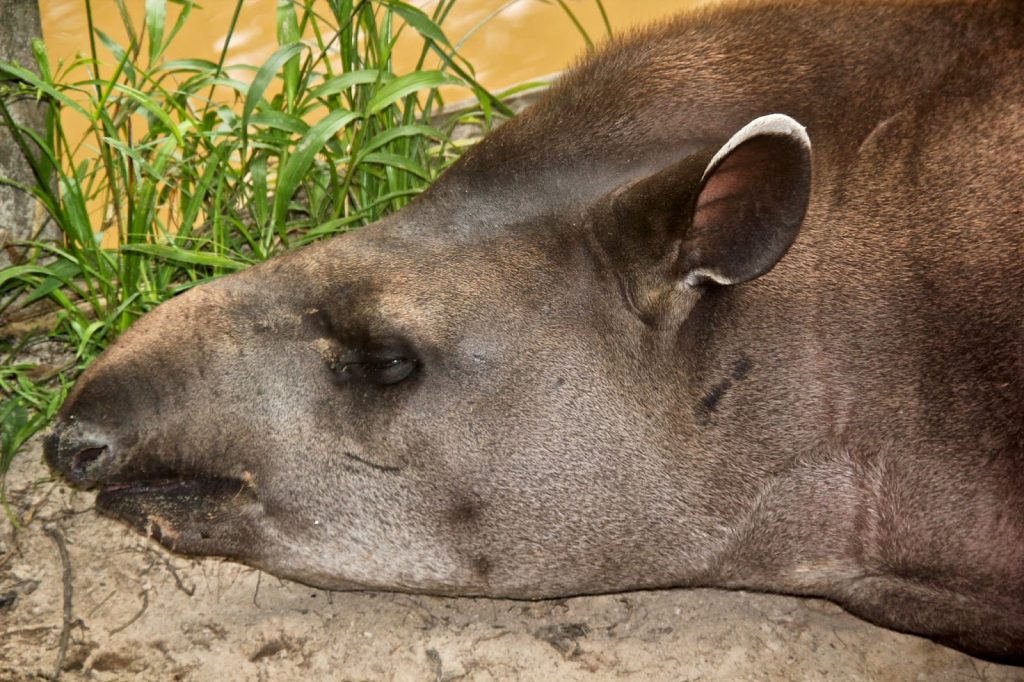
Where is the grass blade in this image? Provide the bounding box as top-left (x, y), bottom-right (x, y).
top-left (366, 70), bottom-right (459, 115)
top-left (120, 244), bottom-right (250, 270)
top-left (241, 42), bottom-right (307, 136)
top-left (146, 0), bottom-right (168, 64)
top-left (272, 107), bottom-right (360, 228)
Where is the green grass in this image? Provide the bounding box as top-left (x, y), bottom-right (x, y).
top-left (0, 342), bottom-right (69, 523)
top-left (0, 0), bottom-right (608, 486)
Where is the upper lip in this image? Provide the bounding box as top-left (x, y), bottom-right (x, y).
top-left (94, 474), bottom-right (258, 514)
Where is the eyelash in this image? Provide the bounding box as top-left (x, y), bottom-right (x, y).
top-left (330, 355), bottom-right (418, 386)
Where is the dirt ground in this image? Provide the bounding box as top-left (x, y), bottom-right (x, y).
top-left (2, 437), bottom-right (1021, 681)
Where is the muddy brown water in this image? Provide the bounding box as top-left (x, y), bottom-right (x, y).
top-left (38, 0), bottom-right (695, 92)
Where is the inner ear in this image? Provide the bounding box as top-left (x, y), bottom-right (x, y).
top-left (682, 114), bottom-right (812, 286)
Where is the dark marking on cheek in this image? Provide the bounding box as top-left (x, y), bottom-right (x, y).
top-left (447, 495), bottom-right (484, 526)
top-left (697, 354), bottom-right (755, 423)
top-left (473, 554), bottom-right (492, 581)
top-left (697, 379), bottom-right (732, 423)
top-left (732, 353), bottom-right (753, 381)
top-left (253, 321), bottom-right (272, 334)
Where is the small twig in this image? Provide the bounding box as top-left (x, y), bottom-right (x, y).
top-left (87, 589), bottom-right (117, 618)
top-left (109, 589), bottom-right (149, 635)
top-left (149, 549), bottom-right (195, 596)
top-left (1, 625), bottom-right (56, 638)
top-left (252, 569), bottom-right (263, 608)
top-left (44, 524), bottom-right (73, 681)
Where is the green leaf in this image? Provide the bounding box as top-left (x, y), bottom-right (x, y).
top-left (112, 0), bottom-right (140, 51)
top-left (159, 58), bottom-right (220, 73)
top-left (249, 110), bottom-right (310, 135)
top-left (0, 264), bottom-right (54, 288)
top-left (552, 0), bottom-right (593, 51)
top-left (276, 0), bottom-right (300, 45)
top-left (178, 142), bottom-right (232, 236)
top-left (382, 1), bottom-right (453, 49)
top-left (250, 154), bottom-right (270, 226)
top-left (424, 46), bottom-right (513, 118)
top-left (95, 29), bottom-right (137, 85)
top-left (359, 152), bottom-right (431, 181)
top-left (101, 137), bottom-right (168, 183)
top-left (241, 42), bottom-right (307, 135)
top-left (275, 0), bottom-right (301, 109)
top-left (0, 63), bottom-right (91, 118)
top-left (497, 79), bottom-right (550, 99)
top-left (294, 214), bottom-right (366, 240)
top-left (146, 0), bottom-right (168, 64)
top-left (365, 70), bottom-right (459, 115)
top-left (23, 260), bottom-right (84, 304)
top-left (120, 244), bottom-right (250, 270)
top-left (76, 320), bottom-right (108, 358)
top-left (163, 0), bottom-right (196, 49)
top-left (273, 108), bottom-right (360, 227)
top-left (31, 39), bottom-right (52, 83)
top-left (308, 70), bottom-right (391, 100)
top-left (108, 83), bottom-right (185, 144)
top-left (359, 124), bottom-right (443, 157)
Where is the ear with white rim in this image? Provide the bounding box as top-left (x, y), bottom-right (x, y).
top-left (589, 114), bottom-right (812, 321)
top-left (681, 113), bottom-right (812, 287)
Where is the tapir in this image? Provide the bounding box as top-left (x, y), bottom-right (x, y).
top-left (43, 0), bottom-right (1023, 663)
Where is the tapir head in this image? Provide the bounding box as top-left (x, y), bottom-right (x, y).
top-left (44, 114), bottom-right (811, 596)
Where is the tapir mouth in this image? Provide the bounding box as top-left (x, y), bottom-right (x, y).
top-left (45, 424), bottom-right (265, 557)
top-left (94, 474), bottom-right (263, 558)
top-left (96, 475), bottom-right (252, 512)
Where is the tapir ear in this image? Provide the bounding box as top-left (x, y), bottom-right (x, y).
top-left (681, 114), bottom-right (812, 286)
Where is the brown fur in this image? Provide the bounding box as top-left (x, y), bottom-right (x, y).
top-left (45, 0), bottom-right (1023, 663)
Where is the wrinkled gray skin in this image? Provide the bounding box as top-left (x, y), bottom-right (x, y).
top-left (45, 0), bottom-right (1023, 664)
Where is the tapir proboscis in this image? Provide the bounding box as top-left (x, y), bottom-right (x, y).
top-left (43, 0), bottom-right (1023, 663)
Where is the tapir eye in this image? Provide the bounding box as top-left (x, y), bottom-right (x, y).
top-left (333, 353), bottom-right (418, 386)
top-left (364, 356), bottom-right (417, 385)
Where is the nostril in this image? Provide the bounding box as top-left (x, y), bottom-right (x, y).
top-left (72, 445), bottom-right (110, 476)
top-left (44, 425), bottom-right (120, 487)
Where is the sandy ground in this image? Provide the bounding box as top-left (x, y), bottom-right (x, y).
top-left (2, 437), bottom-right (1021, 681)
